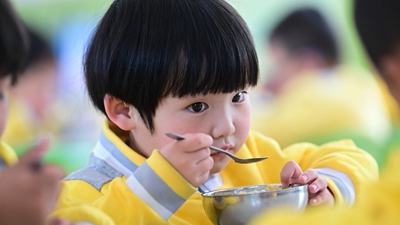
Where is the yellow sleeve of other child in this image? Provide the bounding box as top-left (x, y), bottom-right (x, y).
top-left (0, 141), bottom-right (18, 167)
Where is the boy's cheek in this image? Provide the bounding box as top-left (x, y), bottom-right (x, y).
top-left (210, 156), bottom-right (230, 174)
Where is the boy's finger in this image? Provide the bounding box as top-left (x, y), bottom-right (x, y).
top-left (309, 189), bottom-right (334, 207)
top-left (175, 133), bottom-right (213, 153)
top-left (308, 177), bottom-right (328, 193)
top-left (301, 169), bottom-right (319, 184)
top-left (280, 161), bottom-right (303, 186)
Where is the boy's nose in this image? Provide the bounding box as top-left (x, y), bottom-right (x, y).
top-left (210, 110), bottom-right (235, 139)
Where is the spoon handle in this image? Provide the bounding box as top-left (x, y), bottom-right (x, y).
top-left (165, 132), bottom-right (269, 164)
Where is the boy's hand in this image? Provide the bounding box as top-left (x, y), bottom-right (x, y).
top-left (0, 137), bottom-right (65, 225)
top-left (280, 160), bottom-right (334, 207)
top-left (159, 133), bottom-right (214, 187)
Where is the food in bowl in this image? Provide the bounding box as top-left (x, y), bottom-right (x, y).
top-left (236, 184), bottom-right (281, 195)
top-left (202, 183), bottom-right (308, 225)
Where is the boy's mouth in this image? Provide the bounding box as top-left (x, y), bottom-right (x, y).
top-left (210, 145), bottom-right (232, 156)
top-left (211, 151), bottom-right (227, 157)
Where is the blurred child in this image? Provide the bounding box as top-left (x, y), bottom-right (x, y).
top-left (2, 25), bottom-right (92, 175)
top-left (0, 0), bottom-right (65, 224)
top-left (251, 8), bottom-right (392, 167)
top-left (51, 0), bottom-right (378, 224)
top-left (2, 25), bottom-right (61, 152)
top-left (249, 0), bottom-right (400, 224)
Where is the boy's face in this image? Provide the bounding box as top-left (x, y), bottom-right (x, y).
top-left (0, 77), bottom-right (10, 137)
top-left (130, 89), bottom-right (251, 174)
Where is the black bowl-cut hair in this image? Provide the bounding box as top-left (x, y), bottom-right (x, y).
top-left (270, 8), bottom-right (339, 65)
top-left (84, 0), bottom-right (259, 132)
top-left (0, 0), bottom-right (28, 84)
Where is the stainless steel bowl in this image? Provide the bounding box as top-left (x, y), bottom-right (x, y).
top-left (202, 183), bottom-right (308, 225)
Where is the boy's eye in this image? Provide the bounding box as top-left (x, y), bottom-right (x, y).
top-left (188, 102), bottom-right (208, 113)
top-left (232, 92), bottom-right (246, 103)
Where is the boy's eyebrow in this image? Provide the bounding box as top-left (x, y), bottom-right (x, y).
top-left (168, 95), bottom-right (204, 104)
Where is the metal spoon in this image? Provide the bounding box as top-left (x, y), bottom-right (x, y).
top-left (165, 132), bottom-right (269, 164)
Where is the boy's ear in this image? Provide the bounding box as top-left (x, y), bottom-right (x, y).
top-left (104, 94), bottom-right (136, 131)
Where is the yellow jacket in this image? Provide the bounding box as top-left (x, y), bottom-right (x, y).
top-left (51, 120), bottom-right (378, 224)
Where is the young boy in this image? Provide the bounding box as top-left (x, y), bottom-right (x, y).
top-left (51, 0), bottom-right (378, 224)
top-left (0, 0), bottom-right (65, 224)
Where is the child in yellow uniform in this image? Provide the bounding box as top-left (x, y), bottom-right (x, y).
top-left (0, 0), bottom-right (65, 224)
top-left (2, 26), bottom-right (60, 152)
top-left (251, 8), bottom-right (392, 168)
top-left (50, 0), bottom-right (379, 224)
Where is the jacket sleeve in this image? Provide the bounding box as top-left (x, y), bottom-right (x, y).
top-left (283, 139), bottom-right (379, 207)
top-left (50, 150), bottom-right (197, 224)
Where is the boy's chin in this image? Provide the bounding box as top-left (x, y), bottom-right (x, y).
top-left (209, 159), bottom-right (230, 174)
